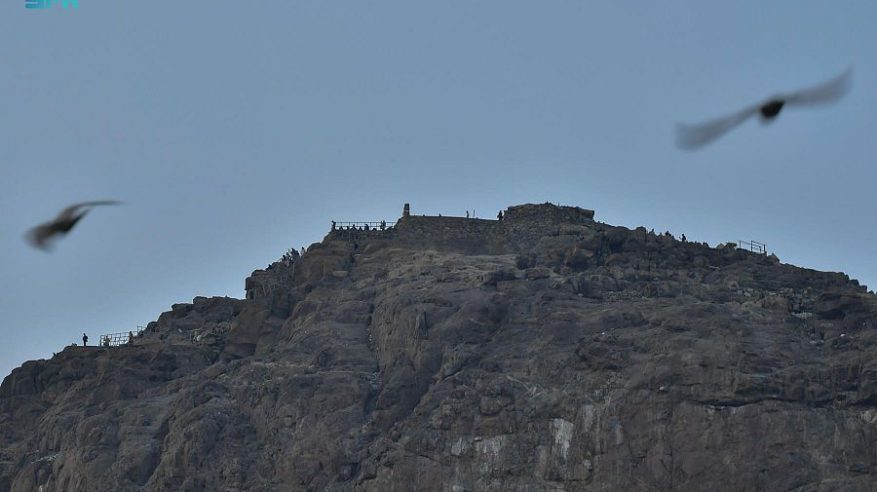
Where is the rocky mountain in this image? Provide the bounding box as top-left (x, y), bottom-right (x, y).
top-left (2, 203), bottom-right (876, 491)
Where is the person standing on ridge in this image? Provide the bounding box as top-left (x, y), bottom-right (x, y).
top-left (497, 211), bottom-right (504, 221)
top-left (82, 333), bottom-right (88, 346)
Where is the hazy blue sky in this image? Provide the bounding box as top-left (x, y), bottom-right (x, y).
top-left (1, 1), bottom-right (875, 379)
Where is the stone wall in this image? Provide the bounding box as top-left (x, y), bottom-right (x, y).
top-left (395, 216), bottom-right (496, 240)
top-left (387, 216), bottom-right (495, 254)
top-left (504, 203), bottom-right (595, 225)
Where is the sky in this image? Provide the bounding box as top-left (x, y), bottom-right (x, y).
top-left (1, 1), bottom-right (875, 380)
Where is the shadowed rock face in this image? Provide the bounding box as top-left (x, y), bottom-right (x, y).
top-left (2, 203), bottom-right (876, 492)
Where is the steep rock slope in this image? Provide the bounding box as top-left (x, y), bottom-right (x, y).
top-left (2, 203), bottom-right (876, 491)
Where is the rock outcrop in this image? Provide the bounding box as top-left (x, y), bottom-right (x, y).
top-left (2, 203), bottom-right (875, 491)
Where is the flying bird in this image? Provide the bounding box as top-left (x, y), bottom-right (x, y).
top-left (25, 200), bottom-right (121, 251)
top-left (676, 68), bottom-right (852, 150)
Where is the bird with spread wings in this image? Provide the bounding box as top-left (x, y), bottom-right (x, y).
top-left (676, 68), bottom-right (852, 150)
top-left (25, 201), bottom-right (121, 251)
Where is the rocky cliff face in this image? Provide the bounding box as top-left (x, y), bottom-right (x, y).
top-left (2, 203), bottom-right (876, 491)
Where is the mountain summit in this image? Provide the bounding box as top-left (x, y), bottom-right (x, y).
top-left (2, 203), bottom-right (875, 491)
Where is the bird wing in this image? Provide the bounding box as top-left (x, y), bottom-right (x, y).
top-left (675, 103), bottom-right (761, 150)
top-left (783, 68), bottom-right (852, 106)
top-left (56, 200), bottom-right (122, 221)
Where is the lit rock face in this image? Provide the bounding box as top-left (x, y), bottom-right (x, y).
top-left (2, 203), bottom-right (876, 492)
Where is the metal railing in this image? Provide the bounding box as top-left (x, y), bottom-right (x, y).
top-left (331, 221), bottom-right (395, 232)
top-left (330, 221), bottom-right (397, 241)
top-left (98, 326), bottom-right (145, 347)
top-left (736, 239), bottom-right (767, 255)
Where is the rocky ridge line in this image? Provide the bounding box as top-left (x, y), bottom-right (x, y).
top-left (1, 203), bottom-right (875, 491)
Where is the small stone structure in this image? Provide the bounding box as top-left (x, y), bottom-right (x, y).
top-left (504, 203), bottom-right (595, 223)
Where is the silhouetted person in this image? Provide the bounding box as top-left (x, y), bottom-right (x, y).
top-left (25, 200), bottom-right (122, 251)
top-left (681, 233), bottom-right (687, 242)
top-left (331, 221), bottom-right (336, 231)
top-left (676, 68), bottom-right (852, 149)
top-left (497, 211), bottom-right (504, 221)
top-left (82, 333), bottom-right (88, 346)
top-left (103, 336), bottom-right (110, 347)
top-left (466, 211), bottom-right (470, 219)
top-left (380, 220), bottom-right (386, 231)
